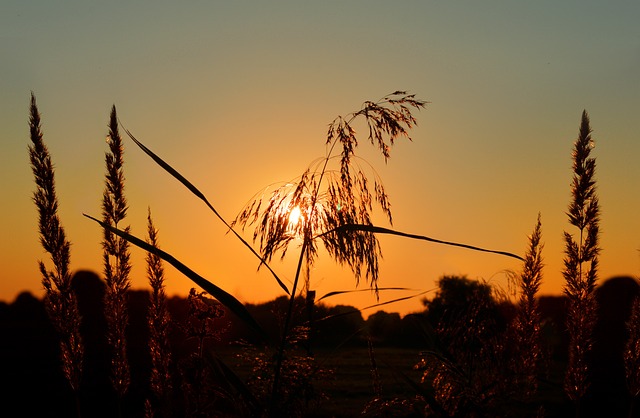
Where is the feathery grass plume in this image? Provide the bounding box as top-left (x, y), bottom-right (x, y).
top-left (562, 110), bottom-right (600, 406)
top-left (512, 214), bottom-right (544, 398)
top-left (234, 91), bottom-right (427, 295)
top-left (625, 289), bottom-right (640, 407)
top-left (102, 105), bottom-right (132, 400)
top-left (28, 93), bottom-right (84, 401)
top-left (145, 208), bottom-right (172, 417)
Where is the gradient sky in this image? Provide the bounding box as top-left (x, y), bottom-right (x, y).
top-left (2, 1), bottom-right (639, 316)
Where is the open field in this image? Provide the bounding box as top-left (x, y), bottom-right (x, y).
top-left (219, 346), bottom-right (423, 417)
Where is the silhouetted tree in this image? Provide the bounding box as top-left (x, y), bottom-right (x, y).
top-left (418, 275), bottom-right (511, 416)
top-left (588, 277), bottom-right (639, 417)
top-left (71, 271), bottom-right (113, 417)
top-left (0, 292), bottom-right (71, 417)
top-left (315, 304), bottom-right (366, 347)
top-left (423, 275), bottom-right (502, 330)
top-left (366, 310), bottom-right (402, 346)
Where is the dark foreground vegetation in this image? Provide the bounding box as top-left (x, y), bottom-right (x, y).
top-left (23, 92), bottom-right (640, 417)
top-left (1, 272), bottom-right (638, 417)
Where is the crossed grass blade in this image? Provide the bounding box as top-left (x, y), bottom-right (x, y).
top-left (120, 125), bottom-right (289, 296)
top-left (319, 224), bottom-right (524, 261)
top-left (315, 289), bottom-right (434, 323)
top-left (83, 214), bottom-right (268, 341)
top-left (316, 287), bottom-right (417, 303)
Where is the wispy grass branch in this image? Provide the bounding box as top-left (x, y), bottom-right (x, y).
top-left (234, 92), bottom-right (428, 298)
top-left (231, 92), bottom-right (428, 415)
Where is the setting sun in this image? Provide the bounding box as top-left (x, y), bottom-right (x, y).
top-left (288, 206), bottom-right (302, 227)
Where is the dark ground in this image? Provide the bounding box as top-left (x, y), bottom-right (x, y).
top-left (1, 273), bottom-right (639, 417)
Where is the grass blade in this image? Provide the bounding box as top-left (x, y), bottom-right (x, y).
top-left (319, 224), bottom-right (524, 261)
top-left (316, 289), bottom-right (433, 322)
top-left (120, 125), bottom-right (290, 295)
top-left (83, 214), bottom-right (268, 341)
top-left (359, 290), bottom-right (434, 312)
top-left (317, 287), bottom-right (416, 303)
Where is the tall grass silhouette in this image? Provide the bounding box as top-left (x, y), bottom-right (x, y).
top-left (28, 93), bottom-right (84, 416)
top-left (101, 106), bottom-right (132, 408)
top-left (512, 214), bottom-right (544, 399)
top-left (144, 209), bottom-right (172, 417)
top-left (562, 110), bottom-right (600, 412)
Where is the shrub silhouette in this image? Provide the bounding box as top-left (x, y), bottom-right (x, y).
top-left (418, 275), bottom-right (512, 416)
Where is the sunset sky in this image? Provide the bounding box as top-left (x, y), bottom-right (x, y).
top-left (2, 1), bottom-right (639, 316)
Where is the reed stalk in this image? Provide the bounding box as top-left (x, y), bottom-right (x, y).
top-left (562, 110), bottom-right (600, 410)
top-left (512, 214), bottom-right (544, 398)
top-left (145, 209), bottom-right (172, 417)
top-left (101, 105), bottom-right (132, 405)
top-left (28, 93), bottom-right (84, 416)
